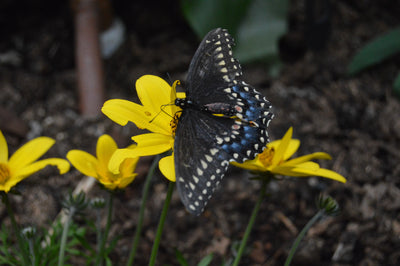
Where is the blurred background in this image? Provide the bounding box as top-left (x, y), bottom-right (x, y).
top-left (0, 0), bottom-right (399, 265)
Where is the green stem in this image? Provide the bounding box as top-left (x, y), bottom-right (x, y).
top-left (232, 179), bottom-right (268, 266)
top-left (96, 192), bottom-right (114, 266)
top-left (28, 237), bottom-right (36, 266)
top-left (58, 208), bottom-right (74, 266)
top-left (126, 155), bottom-right (160, 266)
top-left (2, 193), bottom-right (30, 265)
top-left (148, 181), bottom-right (175, 266)
top-left (95, 207), bottom-right (102, 257)
top-left (284, 211), bottom-right (324, 266)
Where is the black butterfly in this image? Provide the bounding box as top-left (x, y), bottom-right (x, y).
top-left (174, 28), bottom-right (273, 215)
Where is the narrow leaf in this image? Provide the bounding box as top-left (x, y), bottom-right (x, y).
top-left (348, 27), bottom-right (400, 75)
top-left (175, 249), bottom-right (188, 266)
top-left (198, 253), bottom-right (214, 266)
top-left (234, 0), bottom-right (289, 63)
top-left (180, 0), bottom-right (251, 38)
top-left (393, 72), bottom-right (400, 98)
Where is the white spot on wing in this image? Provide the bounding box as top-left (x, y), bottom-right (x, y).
top-left (197, 168), bottom-right (203, 176)
top-left (201, 160), bottom-right (208, 169)
top-left (210, 148), bottom-right (218, 155)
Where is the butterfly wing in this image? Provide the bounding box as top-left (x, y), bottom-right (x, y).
top-left (175, 109), bottom-right (232, 215)
top-left (174, 28), bottom-right (273, 215)
top-left (175, 109), bottom-right (271, 215)
top-left (186, 28), bottom-right (272, 128)
top-left (186, 28), bottom-right (242, 103)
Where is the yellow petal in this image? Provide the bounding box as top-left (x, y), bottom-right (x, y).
top-left (67, 150), bottom-right (98, 177)
top-left (272, 127), bottom-right (293, 165)
top-left (8, 137), bottom-right (55, 170)
top-left (285, 152), bottom-right (332, 166)
top-left (117, 174), bottom-right (137, 189)
top-left (102, 181), bottom-right (117, 190)
top-left (268, 165), bottom-right (306, 177)
top-left (159, 154), bottom-right (176, 182)
top-left (269, 161), bottom-right (322, 177)
top-left (102, 99), bottom-right (171, 135)
top-left (283, 139), bottom-right (300, 160)
top-left (268, 139), bottom-right (300, 161)
top-left (0, 182), bottom-right (13, 193)
top-left (108, 149), bottom-right (139, 174)
top-left (119, 157), bottom-right (140, 177)
top-left (97, 134), bottom-right (118, 169)
top-left (169, 81), bottom-right (184, 116)
top-left (0, 130), bottom-right (8, 163)
top-left (288, 166), bottom-right (347, 183)
top-left (11, 158), bottom-right (70, 185)
top-left (137, 75), bottom-right (182, 134)
top-left (136, 75), bottom-right (173, 114)
top-left (298, 161), bottom-right (322, 170)
top-left (230, 160), bottom-right (266, 172)
top-left (132, 133), bottom-right (173, 150)
top-left (176, 92), bottom-right (186, 99)
top-left (3, 158), bottom-right (69, 193)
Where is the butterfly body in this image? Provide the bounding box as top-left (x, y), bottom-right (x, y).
top-left (175, 98), bottom-right (236, 116)
top-left (174, 28), bottom-right (273, 215)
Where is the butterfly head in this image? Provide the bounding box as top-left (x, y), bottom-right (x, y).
top-left (175, 98), bottom-right (189, 108)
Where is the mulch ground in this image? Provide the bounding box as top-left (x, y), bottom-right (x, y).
top-left (1, 0), bottom-right (399, 265)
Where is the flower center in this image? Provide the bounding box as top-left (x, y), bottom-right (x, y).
top-left (258, 147), bottom-right (275, 167)
top-left (97, 165), bottom-right (118, 184)
top-left (0, 163), bottom-right (10, 185)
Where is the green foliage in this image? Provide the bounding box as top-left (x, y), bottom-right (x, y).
top-left (175, 249), bottom-right (188, 266)
top-left (394, 72), bottom-right (400, 97)
top-left (198, 253), bottom-right (214, 266)
top-left (0, 221), bottom-right (87, 266)
top-left (0, 224), bottom-right (20, 265)
top-left (181, 0), bottom-right (289, 64)
top-left (348, 27), bottom-right (400, 75)
top-left (174, 249), bottom-right (214, 266)
top-left (180, 0), bottom-right (251, 37)
top-left (347, 26), bottom-right (400, 98)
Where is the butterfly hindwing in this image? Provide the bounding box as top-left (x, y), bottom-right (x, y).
top-left (175, 110), bottom-right (233, 215)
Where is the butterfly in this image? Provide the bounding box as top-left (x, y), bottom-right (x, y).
top-left (174, 28), bottom-right (273, 215)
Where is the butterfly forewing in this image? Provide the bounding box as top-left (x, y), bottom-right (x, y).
top-left (187, 28), bottom-right (242, 104)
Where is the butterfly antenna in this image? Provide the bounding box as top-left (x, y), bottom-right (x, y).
top-left (148, 101), bottom-right (176, 123)
top-left (166, 72), bottom-right (173, 84)
top-left (148, 79), bottom-right (181, 123)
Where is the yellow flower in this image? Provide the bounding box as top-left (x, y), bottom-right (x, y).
top-left (232, 127), bottom-right (346, 183)
top-left (0, 130), bottom-right (70, 193)
top-left (67, 134), bottom-right (140, 190)
top-left (101, 75), bottom-right (184, 182)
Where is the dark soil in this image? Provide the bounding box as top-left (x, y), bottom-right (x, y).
top-left (1, 0), bottom-right (400, 265)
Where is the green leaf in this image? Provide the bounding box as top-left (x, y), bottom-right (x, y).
top-left (348, 27), bottom-right (400, 75)
top-left (234, 0), bottom-right (289, 63)
top-left (175, 249), bottom-right (188, 266)
top-left (198, 253), bottom-right (214, 266)
top-left (181, 0), bottom-right (289, 64)
top-left (393, 72), bottom-right (400, 98)
top-left (181, 0), bottom-right (251, 37)
top-left (105, 236), bottom-right (120, 255)
top-left (106, 257), bottom-right (112, 266)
